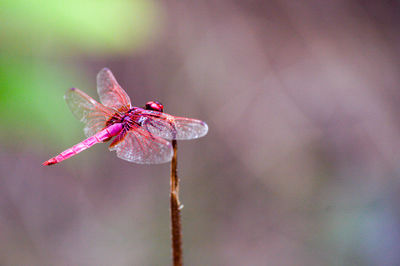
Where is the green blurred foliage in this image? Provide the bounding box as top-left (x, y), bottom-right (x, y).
top-left (0, 56), bottom-right (84, 147)
top-left (1, 0), bottom-right (161, 55)
top-left (0, 0), bottom-right (161, 148)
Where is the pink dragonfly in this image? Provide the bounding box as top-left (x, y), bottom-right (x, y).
top-left (43, 68), bottom-right (208, 165)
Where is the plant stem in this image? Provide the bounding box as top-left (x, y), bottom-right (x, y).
top-left (170, 139), bottom-right (182, 266)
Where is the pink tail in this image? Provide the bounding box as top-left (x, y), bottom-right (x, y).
top-left (43, 123), bottom-right (123, 166)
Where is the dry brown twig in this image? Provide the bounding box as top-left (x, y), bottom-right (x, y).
top-left (170, 139), bottom-right (182, 266)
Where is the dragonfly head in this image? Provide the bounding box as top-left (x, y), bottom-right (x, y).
top-left (145, 101), bottom-right (164, 112)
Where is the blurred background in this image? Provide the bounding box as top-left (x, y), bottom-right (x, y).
top-left (1, 0), bottom-right (400, 265)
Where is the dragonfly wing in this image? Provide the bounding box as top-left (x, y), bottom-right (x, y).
top-left (65, 88), bottom-right (116, 137)
top-left (109, 125), bottom-right (173, 164)
top-left (169, 116), bottom-right (208, 139)
top-left (97, 68), bottom-right (132, 111)
top-left (142, 111), bottom-right (209, 140)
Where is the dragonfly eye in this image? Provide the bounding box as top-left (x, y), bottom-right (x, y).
top-left (145, 101), bottom-right (164, 112)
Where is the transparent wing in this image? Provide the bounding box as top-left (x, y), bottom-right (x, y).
top-left (140, 111), bottom-right (209, 140)
top-left (64, 88), bottom-right (116, 137)
top-left (109, 125), bottom-right (173, 164)
top-left (97, 68), bottom-right (131, 111)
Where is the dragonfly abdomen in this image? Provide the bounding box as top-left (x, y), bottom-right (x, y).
top-left (42, 123), bottom-right (123, 165)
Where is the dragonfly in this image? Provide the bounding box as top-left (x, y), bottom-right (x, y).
top-left (43, 68), bottom-right (208, 165)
